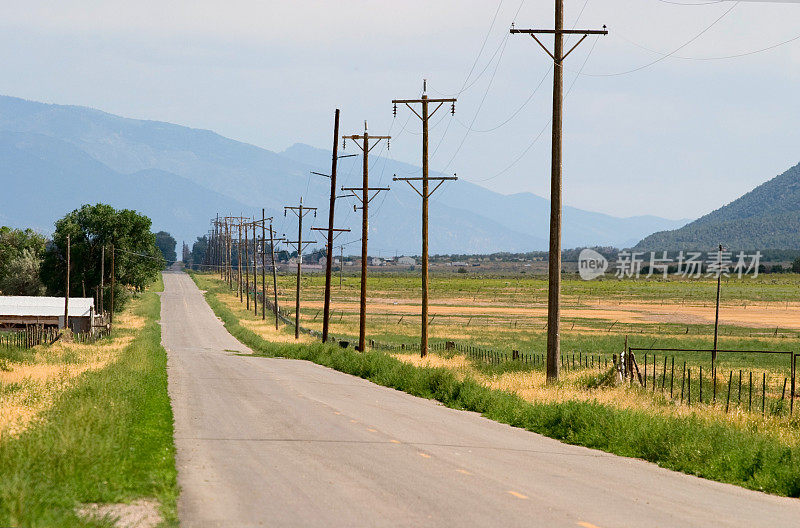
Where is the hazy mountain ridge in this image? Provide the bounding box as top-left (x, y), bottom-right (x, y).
top-left (636, 162), bottom-right (800, 251)
top-left (0, 95), bottom-right (688, 254)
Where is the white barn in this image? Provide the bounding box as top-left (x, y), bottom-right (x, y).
top-left (0, 296), bottom-right (96, 332)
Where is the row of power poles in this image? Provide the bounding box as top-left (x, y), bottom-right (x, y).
top-left (205, 1), bottom-right (603, 381)
top-left (302, 94), bottom-right (458, 358)
top-left (206, 212), bottom-right (284, 330)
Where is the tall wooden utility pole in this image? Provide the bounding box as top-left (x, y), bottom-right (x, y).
top-left (341, 121), bottom-right (390, 353)
top-left (324, 109), bottom-right (340, 343)
top-left (284, 199), bottom-right (317, 339)
top-left (392, 83), bottom-right (456, 357)
top-left (251, 221), bottom-right (258, 316)
top-left (224, 216), bottom-right (248, 294)
top-left (267, 221), bottom-right (284, 330)
top-left (226, 219), bottom-right (233, 287)
top-left (110, 244), bottom-right (115, 324)
top-left (712, 243), bottom-right (723, 374)
top-left (222, 217), bottom-right (234, 288)
top-left (244, 221), bottom-right (250, 310)
top-left (238, 218), bottom-right (243, 300)
top-left (215, 214), bottom-right (221, 277)
top-left (64, 233), bottom-right (70, 331)
top-left (261, 209), bottom-right (268, 321)
top-left (100, 244), bottom-right (105, 314)
top-left (310, 108), bottom-right (356, 344)
top-left (511, 6), bottom-right (607, 382)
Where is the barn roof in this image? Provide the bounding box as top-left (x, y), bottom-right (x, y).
top-left (0, 296), bottom-right (94, 317)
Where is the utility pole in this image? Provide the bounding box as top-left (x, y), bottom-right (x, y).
top-left (215, 214), bottom-right (221, 276)
top-left (392, 82), bottom-right (456, 357)
top-left (100, 244), bottom-right (105, 314)
top-left (310, 108), bottom-right (357, 344)
top-left (267, 221), bottom-right (284, 330)
top-left (222, 217), bottom-right (234, 288)
top-left (224, 216), bottom-right (248, 295)
top-left (511, 5), bottom-right (607, 382)
top-left (284, 199), bottom-right (317, 339)
top-left (226, 219), bottom-right (233, 287)
top-left (64, 233), bottom-right (70, 331)
top-left (252, 220), bottom-right (258, 316)
top-left (110, 244), bottom-right (115, 325)
top-left (245, 221), bottom-right (250, 310)
top-left (713, 243), bottom-right (723, 369)
top-left (342, 121), bottom-right (390, 353)
top-left (238, 218), bottom-right (243, 300)
top-left (261, 209), bottom-right (267, 321)
top-left (340, 246), bottom-right (344, 287)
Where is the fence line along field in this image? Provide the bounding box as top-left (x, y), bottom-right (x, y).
top-left (202, 269), bottom-right (800, 425)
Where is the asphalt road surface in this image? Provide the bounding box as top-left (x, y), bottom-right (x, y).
top-left (161, 269), bottom-right (800, 527)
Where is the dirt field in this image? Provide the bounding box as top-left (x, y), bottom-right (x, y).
top-left (298, 297), bottom-right (800, 330)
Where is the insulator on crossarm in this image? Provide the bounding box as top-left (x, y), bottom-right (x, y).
top-left (393, 103), bottom-right (397, 117)
top-left (387, 138), bottom-right (390, 150)
top-left (451, 103), bottom-right (455, 115)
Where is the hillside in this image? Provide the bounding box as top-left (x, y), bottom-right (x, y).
top-left (0, 95), bottom-right (688, 254)
top-left (636, 162), bottom-right (800, 251)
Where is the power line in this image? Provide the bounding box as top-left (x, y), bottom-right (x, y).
top-left (615, 26), bottom-right (800, 61)
top-left (428, 0), bottom-right (507, 98)
top-left (571, 1), bottom-right (740, 77)
top-left (442, 0), bottom-right (589, 140)
top-left (464, 33), bottom-right (600, 184)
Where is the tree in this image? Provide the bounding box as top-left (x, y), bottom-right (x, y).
top-left (793, 257), bottom-right (800, 274)
top-left (190, 236), bottom-right (208, 268)
top-left (0, 248), bottom-right (45, 295)
top-left (155, 231), bottom-right (177, 263)
top-left (41, 204), bottom-right (163, 312)
top-left (0, 226), bottom-right (47, 295)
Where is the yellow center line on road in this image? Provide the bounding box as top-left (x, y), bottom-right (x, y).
top-left (419, 453), bottom-right (431, 458)
top-left (333, 411), bottom-right (341, 415)
top-left (367, 428), bottom-right (378, 433)
top-left (456, 469), bottom-right (472, 475)
top-left (350, 419), bottom-right (357, 423)
top-left (577, 522), bottom-right (602, 528)
top-left (390, 439), bottom-right (401, 444)
top-left (507, 491), bottom-right (528, 500)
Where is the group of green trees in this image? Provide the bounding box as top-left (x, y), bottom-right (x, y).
top-left (0, 227), bottom-right (48, 295)
top-left (1, 204), bottom-right (168, 312)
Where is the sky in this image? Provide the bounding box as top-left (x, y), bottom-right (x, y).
top-left (1, 0), bottom-right (799, 221)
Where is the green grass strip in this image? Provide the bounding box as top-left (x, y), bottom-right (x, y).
top-left (196, 275), bottom-right (800, 498)
top-left (0, 283), bottom-right (178, 527)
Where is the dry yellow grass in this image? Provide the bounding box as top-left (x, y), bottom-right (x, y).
top-left (0, 303), bottom-right (145, 440)
top-left (216, 289), bottom-right (313, 344)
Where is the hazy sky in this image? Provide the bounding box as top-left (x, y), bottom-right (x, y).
top-left (1, 0), bottom-right (799, 220)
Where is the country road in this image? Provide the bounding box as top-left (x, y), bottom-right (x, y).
top-left (161, 269), bottom-right (800, 527)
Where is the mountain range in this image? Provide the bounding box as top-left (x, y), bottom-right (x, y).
top-left (636, 162), bottom-right (800, 251)
top-left (0, 95), bottom-right (689, 255)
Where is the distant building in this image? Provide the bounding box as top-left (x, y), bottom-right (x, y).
top-left (0, 296), bottom-right (98, 332)
top-left (370, 257), bottom-right (384, 266)
top-left (397, 256), bottom-right (416, 266)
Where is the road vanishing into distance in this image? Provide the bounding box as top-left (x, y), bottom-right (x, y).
top-left (161, 269), bottom-right (800, 527)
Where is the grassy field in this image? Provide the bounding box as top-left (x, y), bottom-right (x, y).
top-left (192, 271), bottom-right (800, 497)
top-left (223, 270), bottom-right (799, 375)
top-left (0, 276), bottom-right (178, 527)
